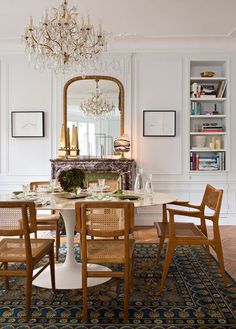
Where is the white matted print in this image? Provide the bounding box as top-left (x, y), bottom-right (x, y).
top-left (11, 111), bottom-right (45, 137)
top-left (143, 110), bottom-right (176, 137)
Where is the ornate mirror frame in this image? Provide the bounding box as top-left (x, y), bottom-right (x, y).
top-left (63, 75), bottom-right (125, 149)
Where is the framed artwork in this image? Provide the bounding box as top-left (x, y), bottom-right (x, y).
top-left (11, 111), bottom-right (45, 137)
top-left (143, 110), bottom-right (176, 137)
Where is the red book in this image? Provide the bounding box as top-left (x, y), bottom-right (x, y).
top-left (200, 130), bottom-right (224, 132)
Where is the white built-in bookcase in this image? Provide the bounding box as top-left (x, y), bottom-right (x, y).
top-left (189, 60), bottom-right (229, 172)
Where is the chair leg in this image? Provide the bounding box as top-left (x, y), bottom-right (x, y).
top-left (124, 264), bottom-right (129, 323)
top-left (55, 222), bottom-right (60, 261)
top-left (213, 225), bottom-right (227, 284)
top-left (3, 262), bottom-right (9, 290)
top-left (199, 220), bottom-right (211, 259)
top-left (129, 256), bottom-right (134, 293)
top-left (25, 268), bottom-right (33, 321)
top-left (157, 236), bottom-right (165, 264)
top-left (49, 247), bottom-right (56, 292)
top-left (82, 261), bottom-right (88, 323)
top-left (160, 242), bottom-right (175, 291)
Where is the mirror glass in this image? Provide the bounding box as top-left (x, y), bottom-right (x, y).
top-left (64, 76), bottom-right (124, 157)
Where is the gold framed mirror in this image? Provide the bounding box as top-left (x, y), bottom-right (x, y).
top-left (63, 75), bottom-right (124, 157)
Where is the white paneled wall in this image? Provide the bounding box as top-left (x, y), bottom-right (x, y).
top-left (0, 51), bottom-right (235, 224)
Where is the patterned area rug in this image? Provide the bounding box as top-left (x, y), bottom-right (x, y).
top-left (0, 243), bottom-right (236, 328)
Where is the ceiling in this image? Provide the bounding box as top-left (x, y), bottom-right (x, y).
top-left (1, 0), bottom-right (236, 48)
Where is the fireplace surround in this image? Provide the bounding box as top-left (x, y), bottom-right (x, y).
top-left (50, 158), bottom-right (136, 190)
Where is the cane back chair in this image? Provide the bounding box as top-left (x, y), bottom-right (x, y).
top-left (0, 201), bottom-right (55, 321)
top-left (75, 201), bottom-right (135, 323)
top-left (154, 184), bottom-right (226, 291)
top-left (30, 181), bottom-right (61, 260)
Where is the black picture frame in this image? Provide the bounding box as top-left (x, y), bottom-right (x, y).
top-left (143, 110), bottom-right (176, 137)
top-left (11, 111), bottom-right (45, 138)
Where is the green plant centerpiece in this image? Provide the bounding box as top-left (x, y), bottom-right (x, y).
top-left (58, 168), bottom-right (85, 194)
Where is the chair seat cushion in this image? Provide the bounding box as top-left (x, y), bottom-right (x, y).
top-left (86, 239), bottom-right (135, 263)
top-left (155, 222), bottom-right (207, 239)
top-left (0, 238), bottom-right (54, 262)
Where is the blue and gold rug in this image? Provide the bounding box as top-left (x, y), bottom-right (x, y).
top-left (0, 243), bottom-right (235, 328)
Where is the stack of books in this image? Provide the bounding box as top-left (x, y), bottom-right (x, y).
top-left (200, 123), bottom-right (224, 133)
top-left (200, 84), bottom-right (216, 98)
top-left (190, 152), bottom-right (225, 171)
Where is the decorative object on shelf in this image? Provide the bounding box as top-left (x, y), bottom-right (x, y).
top-left (134, 168), bottom-right (144, 194)
top-left (80, 79), bottom-right (115, 119)
top-left (143, 110), bottom-right (176, 137)
top-left (23, 0), bottom-right (106, 74)
top-left (11, 111), bottom-right (44, 137)
top-left (212, 104), bottom-right (219, 115)
top-left (200, 71), bottom-right (215, 77)
top-left (114, 134), bottom-right (131, 159)
top-left (192, 136), bottom-right (206, 148)
top-left (58, 168), bottom-right (85, 194)
top-left (58, 124), bottom-right (67, 158)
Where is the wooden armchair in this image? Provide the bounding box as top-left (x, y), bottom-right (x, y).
top-left (30, 181), bottom-right (61, 260)
top-left (154, 184), bottom-right (226, 291)
top-left (0, 201), bottom-right (55, 321)
top-left (75, 201), bottom-right (135, 323)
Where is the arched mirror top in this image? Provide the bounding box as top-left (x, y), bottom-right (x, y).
top-left (63, 75), bottom-right (124, 133)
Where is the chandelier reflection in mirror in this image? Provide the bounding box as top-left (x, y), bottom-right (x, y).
top-left (80, 79), bottom-right (116, 119)
top-left (23, 0), bottom-right (106, 74)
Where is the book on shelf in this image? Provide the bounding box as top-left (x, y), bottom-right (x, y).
top-left (200, 129), bottom-right (224, 132)
top-left (216, 80), bottom-right (227, 98)
top-left (190, 152), bottom-right (225, 171)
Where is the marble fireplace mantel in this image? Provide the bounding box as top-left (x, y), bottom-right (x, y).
top-left (50, 158), bottom-right (136, 190)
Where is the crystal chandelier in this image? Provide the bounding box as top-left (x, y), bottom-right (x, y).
top-left (80, 79), bottom-right (115, 119)
top-left (23, 0), bottom-right (106, 74)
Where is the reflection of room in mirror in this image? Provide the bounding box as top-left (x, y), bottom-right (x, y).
top-left (67, 79), bottom-right (120, 157)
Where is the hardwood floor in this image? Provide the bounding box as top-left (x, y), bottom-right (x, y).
top-left (134, 225), bottom-right (236, 280)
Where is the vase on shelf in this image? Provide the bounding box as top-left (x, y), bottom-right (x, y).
top-left (134, 168), bottom-right (144, 194)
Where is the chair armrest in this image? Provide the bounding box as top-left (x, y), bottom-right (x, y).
top-left (167, 200), bottom-right (201, 210)
top-left (167, 208), bottom-right (202, 218)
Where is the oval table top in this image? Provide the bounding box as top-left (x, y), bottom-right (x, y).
top-left (0, 191), bottom-right (176, 210)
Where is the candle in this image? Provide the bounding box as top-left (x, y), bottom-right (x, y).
top-left (67, 127), bottom-right (70, 149)
top-left (98, 24), bottom-right (102, 35)
top-left (44, 10), bottom-right (48, 23)
top-left (75, 126), bottom-right (79, 149)
top-left (29, 16), bottom-right (33, 29)
top-left (60, 124), bottom-right (66, 148)
top-left (81, 16), bottom-right (84, 28)
top-left (71, 125), bottom-right (76, 148)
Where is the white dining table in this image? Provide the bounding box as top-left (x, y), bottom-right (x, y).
top-left (0, 191), bottom-right (176, 290)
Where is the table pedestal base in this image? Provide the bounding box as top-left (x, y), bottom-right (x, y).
top-left (33, 263), bottom-right (111, 289)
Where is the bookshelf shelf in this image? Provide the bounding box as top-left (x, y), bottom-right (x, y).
top-left (189, 149), bottom-right (225, 152)
top-left (190, 98), bottom-right (226, 102)
top-left (190, 132), bottom-right (226, 135)
top-left (189, 60), bottom-right (229, 172)
top-left (190, 115), bottom-right (226, 118)
top-left (190, 77), bottom-right (226, 81)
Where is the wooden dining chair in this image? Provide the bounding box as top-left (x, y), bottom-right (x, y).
top-left (0, 201), bottom-right (55, 321)
top-left (30, 181), bottom-right (61, 260)
top-left (75, 201), bottom-right (135, 323)
top-left (154, 184), bottom-right (226, 291)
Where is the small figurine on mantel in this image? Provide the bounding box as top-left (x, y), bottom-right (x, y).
top-left (57, 124), bottom-right (67, 159)
top-left (57, 124), bottom-right (80, 159)
top-left (114, 134), bottom-right (130, 159)
top-left (69, 125), bottom-right (80, 158)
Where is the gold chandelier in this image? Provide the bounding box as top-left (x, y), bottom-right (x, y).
top-left (80, 79), bottom-right (115, 119)
top-left (23, 0), bottom-right (106, 74)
